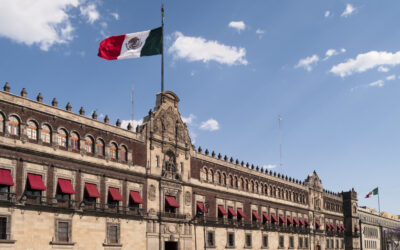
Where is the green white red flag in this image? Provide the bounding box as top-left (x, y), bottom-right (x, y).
top-left (365, 187), bottom-right (378, 198)
top-left (98, 27), bottom-right (162, 60)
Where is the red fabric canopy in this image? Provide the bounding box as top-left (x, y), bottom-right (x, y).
top-left (165, 195), bottom-right (179, 208)
top-left (299, 218), bottom-right (305, 226)
top-left (237, 208), bottom-right (246, 218)
top-left (293, 217), bottom-right (300, 225)
top-left (263, 212), bottom-right (271, 222)
top-left (130, 191), bottom-right (144, 204)
top-left (197, 202), bottom-right (207, 213)
top-left (218, 205), bottom-right (227, 215)
top-left (58, 178), bottom-right (75, 194)
top-left (109, 187), bottom-right (123, 201)
top-left (27, 174), bottom-right (46, 191)
top-left (279, 215), bottom-right (287, 223)
top-left (326, 223), bottom-right (332, 230)
top-left (305, 219), bottom-right (310, 226)
top-left (287, 217), bottom-right (294, 224)
top-left (271, 214), bottom-right (279, 223)
top-left (85, 183), bottom-right (100, 198)
top-left (0, 169), bottom-right (13, 186)
top-left (252, 211), bottom-right (260, 221)
top-left (228, 207), bottom-right (237, 217)
top-left (355, 225), bottom-right (359, 231)
top-left (315, 220), bottom-right (321, 228)
top-left (331, 224), bottom-right (337, 231)
top-left (342, 225), bottom-right (346, 231)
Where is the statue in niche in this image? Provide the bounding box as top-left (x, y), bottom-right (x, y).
top-left (164, 152), bottom-right (176, 172)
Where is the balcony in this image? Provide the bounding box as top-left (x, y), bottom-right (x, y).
top-left (158, 212), bottom-right (186, 220)
top-left (0, 192), bottom-right (16, 203)
top-left (81, 202), bottom-right (145, 217)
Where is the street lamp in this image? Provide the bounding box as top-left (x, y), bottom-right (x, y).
top-left (203, 202), bottom-right (209, 250)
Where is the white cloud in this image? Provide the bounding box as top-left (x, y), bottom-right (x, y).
top-left (189, 131), bottom-right (197, 144)
top-left (168, 31), bottom-right (248, 66)
top-left (378, 66), bottom-right (389, 72)
top-left (263, 164), bottom-right (277, 169)
top-left (200, 119), bottom-right (220, 131)
top-left (256, 29), bottom-right (265, 35)
top-left (295, 54), bottom-right (319, 71)
top-left (330, 51), bottom-right (400, 77)
top-left (369, 80), bottom-right (384, 88)
top-left (0, 0), bottom-right (79, 51)
top-left (121, 119), bottom-right (143, 130)
top-left (110, 12), bottom-right (119, 20)
top-left (80, 3), bottom-right (99, 24)
top-left (182, 114), bottom-right (196, 125)
top-left (324, 11), bottom-right (331, 18)
top-left (228, 21), bottom-right (246, 32)
top-left (323, 48), bottom-right (346, 61)
top-left (386, 74), bottom-right (396, 81)
top-left (341, 4), bottom-right (356, 17)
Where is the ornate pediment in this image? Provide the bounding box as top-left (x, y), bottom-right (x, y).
top-left (305, 170), bottom-right (323, 191)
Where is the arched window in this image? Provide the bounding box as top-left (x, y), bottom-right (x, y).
top-left (109, 142), bottom-right (118, 159)
top-left (209, 169), bottom-right (214, 183)
top-left (119, 145), bottom-right (127, 161)
top-left (7, 116), bottom-right (19, 135)
top-left (256, 182), bottom-right (259, 193)
top-left (85, 136), bottom-right (94, 153)
top-left (245, 179), bottom-right (249, 190)
top-left (0, 113), bottom-right (4, 133)
top-left (234, 176), bottom-right (238, 188)
top-left (222, 173), bottom-right (226, 185)
top-left (239, 178), bottom-right (244, 189)
top-left (41, 124), bottom-right (51, 143)
top-left (204, 168), bottom-right (208, 181)
top-left (216, 171), bottom-right (221, 184)
top-left (251, 181), bottom-right (254, 192)
top-left (228, 175), bottom-right (233, 187)
top-left (70, 132), bottom-right (79, 150)
top-left (57, 129), bottom-right (67, 147)
top-left (273, 187), bottom-right (276, 197)
top-left (27, 121), bottom-right (38, 140)
top-left (96, 139), bottom-right (105, 156)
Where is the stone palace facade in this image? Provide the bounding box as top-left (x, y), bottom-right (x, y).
top-left (0, 83), bottom-right (368, 250)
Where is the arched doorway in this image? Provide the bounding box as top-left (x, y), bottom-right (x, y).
top-left (165, 241), bottom-right (178, 250)
top-left (316, 245), bottom-right (321, 250)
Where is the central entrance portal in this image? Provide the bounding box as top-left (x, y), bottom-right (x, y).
top-left (165, 241), bottom-right (178, 250)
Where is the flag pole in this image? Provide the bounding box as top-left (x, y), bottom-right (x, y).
top-left (378, 187), bottom-right (381, 214)
top-left (161, 4), bottom-right (165, 93)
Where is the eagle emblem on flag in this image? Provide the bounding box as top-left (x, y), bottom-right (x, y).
top-left (126, 37), bottom-right (142, 50)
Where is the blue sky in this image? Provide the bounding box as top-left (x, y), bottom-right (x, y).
top-left (0, 0), bottom-right (399, 215)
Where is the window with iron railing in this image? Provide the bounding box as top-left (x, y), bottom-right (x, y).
top-left (227, 232), bottom-right (235, 247)
top-left (207, 231), bottom-right (215, 247)
top-left (279, 235), bottom-right (284, 248)
top-left (262, 235), bottom-right (268, 248)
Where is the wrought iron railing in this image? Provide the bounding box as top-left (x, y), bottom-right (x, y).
top-left (158, 212), bottom-right (186, 220)
top-left (0, 192), bottom-right (17, 203)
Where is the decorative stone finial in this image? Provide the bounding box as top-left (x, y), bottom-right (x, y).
top-left (65, 102), bottom-right (72, 111)
top-left (52, 98), bottom-right (58, 107)
top-left (198, 146), bottom-right (202, 153)
top-left (92, 111), bottom-right (98, 120)
top-left (224, 155), bottom-right (228, 161)
top-left (204, 149), bottom-right (209, 155)
top-left (116, 119), bottom-right (121, 127)
top-left (36, 93), bottom-right (43, 102)
top-left (230, 157), bottom-right (233, 163)
top-left (251, 164), bottom-right (254, 169)
top-left (246, 162), bottom-right (250, 168)
top-left (104, 115), bottom-right (109, 124)
top-left (3, 82), bottom-right (10, 92)
top-left (127, 123), bottom-right (132, 131)
top-left (20, 88), bottom-right (27, 97)
top-left (256, 166), bottom-right (259, 171)
top-left (217, 153), bottom-right (221, 159)
top-left (211, 151), bottom-right (215, 157)
top-left (241, 161), bottom-right (244, 166)
top-left (79, 107), bottom-right (85, 115)
top-left (235, 159), bottom-right (239, 164)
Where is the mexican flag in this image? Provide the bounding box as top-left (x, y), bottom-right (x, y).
top-left (365, 187), bottom-right (378, 198)
top-left (98, 27), bottom-right (162, 60)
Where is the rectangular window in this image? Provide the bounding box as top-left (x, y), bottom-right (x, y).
top-left (262, 235), bottom-right (268, 248)
top-left (0, 217), bottom-right (7, 240)
top-left (341, 240), bottom-right (344, 249)
top-left (245, 234), bottom-right (252, 247)
top-left (279, 236), bottom-right (284, 248)
top-left (305, 238), bottom-right (309, 248)
top-left (331, 239), bottom-right (334, 249)
top-left (336, 239), bottom-right (339, 248)
top-left (58, 221), bottom-right (69, 242)
top-left (227, 232), bottom-right (235, 247)
top-left (107, 223), bottom-right (120, 244)
top-left (289, 236), bottom-right (294, 248)
top-left (326, 239), bottom-right (330, 248)
top-left (299, 237), bottom-right (303, 248)
top-left (207, 231), bottom-right (215, 247)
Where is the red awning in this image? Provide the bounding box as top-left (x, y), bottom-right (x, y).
top-left (326, 223), bottom-right (332, 230)
top-left (293, 217), bottom-right (300, 225)
top-left (263, 212), bottom-right (271, 222)
top-left (299, 218), bottom-right (305, 226)
top-left (0, 169), bottom-right (13, 186)
top-left (342, 225), bottom-right (346, 231)
top-left (228, 207), bottom-right (237, 217)
top-left (237, 208), bottom-right (246, 218)
top-left (197, 202), bottom-right (207, 213)
top-left (85, 183), bottom-right (101, 198)
top-left (130, 191), bottom-right (144, 204)
top-left (58, 178), bottom-right (75, 194)
top-left (331, 224), bottom-right (337, 231)
top-left (109, 187), bottom-right (123, 201)
top-left (271, 214), bottom-right (279, 223)
top-left (305, 219), bottom-right (310, 226)
top-left (315, 220), bottom-right (321, 228)
top-left (252, 211), bottom-right (261, 221)
top-left (218, 205), bottom-right (227, 215)
top-left (355, 225), bottom-right (359, 232)
top-left (287, 217), bottom-right (294, 224)
top-left (165, 195), bottom-right (180, 208)
top-left (279, 215), bottom-right (287, 223)
top-left (27, 174), bottom-right (46, 191)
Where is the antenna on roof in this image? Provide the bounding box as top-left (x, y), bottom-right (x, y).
top-left (279, 114), bottom-right (283, 171)
top-left (131, 88), bottom-right (134, 125)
